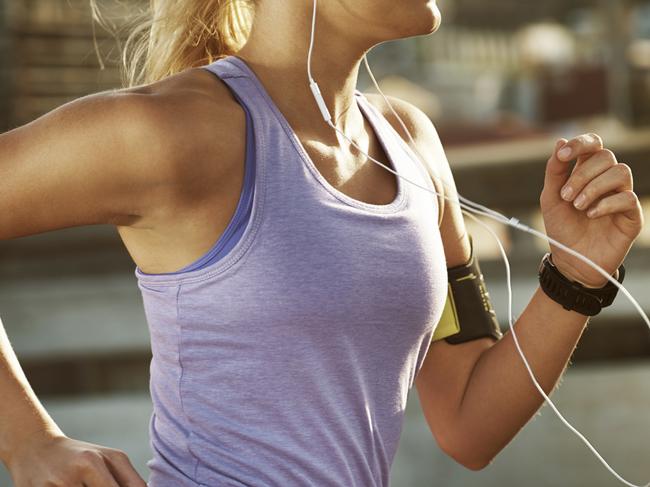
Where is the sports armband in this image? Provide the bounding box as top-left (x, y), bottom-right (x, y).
top-left (432, 234), bottom-right (503, 344)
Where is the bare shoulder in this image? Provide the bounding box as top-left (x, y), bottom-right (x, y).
top-left (119, 65), bottom-right (245, 158)
top-left (0, 66), bottom-right (245, 239)
top-left (110, 67), bottom-right (248, 219)
top-left (362, 92), bottom-right (471, 267)
top-left (92, 66), bottom-right (247, 228)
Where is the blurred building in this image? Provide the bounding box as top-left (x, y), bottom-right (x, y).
top-left (365, 0), bottom-right (650, 131)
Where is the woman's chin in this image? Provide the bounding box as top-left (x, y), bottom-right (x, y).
top-left (411, 3), bottom-right (442, 36)
top-left (414, 17), bottom-right (441, 36)
top-left (427, 4), bottom-right (442, 34)
top-left (383, 3), bottom-right (442, 40)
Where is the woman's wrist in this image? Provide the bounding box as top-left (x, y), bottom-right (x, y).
top-left (2, 422), bottom-right (65, 471)
top-left (549, 253), bottom-right (618, 289)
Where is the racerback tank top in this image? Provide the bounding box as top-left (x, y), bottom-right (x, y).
top-left (134, 55), bottom-right (449, 487)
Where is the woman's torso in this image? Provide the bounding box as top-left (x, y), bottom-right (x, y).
top-left (121, 55), bottom-right (449, 486)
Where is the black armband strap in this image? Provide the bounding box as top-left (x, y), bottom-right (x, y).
top-left (432, 234), bottom-right (503, 344)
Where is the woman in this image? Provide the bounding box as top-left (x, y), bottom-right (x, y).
top-left (0, 0), bottom-right (643, 486)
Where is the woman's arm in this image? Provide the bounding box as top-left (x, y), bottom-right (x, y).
top-left (0, 89), bottom-right (182, 485)
top-left (0, 90), bottom-right (182, 239)
top-left (0, 317), bottom-right (147, 486)
top-left (377, 97), bottom-right (642, 470)
top-left (0, 316), bottom-right (64, 467)
top-left (435, 134), bottom-right (640, 469)
top-left (445, 281), bottom-right (592, 468)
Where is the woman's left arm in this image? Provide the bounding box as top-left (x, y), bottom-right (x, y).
top-left (414, 128), bottom-right (643, 470)
top-left (447, 134), bottom-right (642, 466)
top-left (372, 96), bottom-right (643, 470)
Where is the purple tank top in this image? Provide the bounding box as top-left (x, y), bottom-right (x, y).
top-left (134, 55), bottom-right (449, 487)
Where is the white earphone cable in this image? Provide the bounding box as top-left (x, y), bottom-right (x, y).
top-left (306, 1), bottom-right (649, 486)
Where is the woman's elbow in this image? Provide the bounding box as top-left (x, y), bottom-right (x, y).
top-left (446, 447), bottom-right (492, 471)
top-left (460, 455), bottom-right (493, 472)
top-left (438, 433), bottom-right (495, 471)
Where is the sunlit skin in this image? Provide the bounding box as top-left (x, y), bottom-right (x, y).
top-left (0, 0), bottom-right (644, 485)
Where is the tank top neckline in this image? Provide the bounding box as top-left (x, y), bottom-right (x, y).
top-left (224, 54), bottom-right (408, 213)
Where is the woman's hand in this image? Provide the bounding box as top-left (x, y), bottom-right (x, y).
top-left (7, 429), bottom-right (147, 487)
top-left (539, 134), bottom-right (644, 288)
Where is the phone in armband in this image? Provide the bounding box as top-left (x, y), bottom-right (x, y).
top-left (431, 234), bottom-right (503, 345)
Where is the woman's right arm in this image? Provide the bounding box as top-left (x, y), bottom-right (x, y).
top-left (0, 319), bottom-right (146, 486)
top-left (0, 89), bottom-right (184, 239)
top-left (0, 90), bottom-right (183, 486)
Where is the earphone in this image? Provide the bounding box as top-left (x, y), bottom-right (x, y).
top-left (307, 1), bottom-right (649, 486)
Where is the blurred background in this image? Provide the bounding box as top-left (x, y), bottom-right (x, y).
top-left (0, 0), bottom-right (649, 485)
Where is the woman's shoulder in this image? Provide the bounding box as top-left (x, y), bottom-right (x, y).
top-left (0, 65), bottom-right (248, 237)
top-left (361, 92), bottom-right (441, 155)
top-left (116, 66), bottom-right (246, 168)
top-left (106, 67), bottom-right (249, 209)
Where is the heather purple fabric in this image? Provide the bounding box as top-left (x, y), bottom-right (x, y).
top-left (134, 55), bottom-right (448, 487)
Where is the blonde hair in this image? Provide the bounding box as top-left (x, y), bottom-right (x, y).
top-left (90, 0), bottom-right (256, 87)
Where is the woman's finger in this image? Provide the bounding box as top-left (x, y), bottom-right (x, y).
top-left (102, 449), bottom-right (148, 487)
top-left (557, 132), bottom-right (604, 162)
top-left (560, 148), bottom-right (618, 202)
top-left (571, 163), bottom-right (634, 211)
top-left (586, 190), bottom-right (640, 219)
top-left (78, 451), bottom-right (121, 487)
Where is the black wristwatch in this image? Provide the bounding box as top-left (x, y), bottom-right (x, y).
top-left (537, 252), bottom-right (625, 316)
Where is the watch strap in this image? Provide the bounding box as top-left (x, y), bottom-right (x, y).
top-left (538, 253), bottom-right (625, 316)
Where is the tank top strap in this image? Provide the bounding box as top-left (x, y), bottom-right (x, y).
top-left (199, 55), bottom-right (310, 221)
top-left (200, 55), bottom-right (275, 129)
top-left (353, 90), bottom-right (441, 218)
